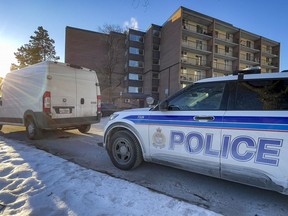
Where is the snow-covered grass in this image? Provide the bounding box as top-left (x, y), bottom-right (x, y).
top-left (0, 138), bottom-right (220, 216)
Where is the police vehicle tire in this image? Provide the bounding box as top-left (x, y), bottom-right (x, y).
top-left (78, 124), bottom-right (91, 134)
top-left (26, 117), bottom-right (42, 140)
top-left (108, 130), bottom-right (143, 170)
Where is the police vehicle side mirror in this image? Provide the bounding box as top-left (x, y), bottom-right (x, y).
top-left (159, 100), bottom-right (169, 111)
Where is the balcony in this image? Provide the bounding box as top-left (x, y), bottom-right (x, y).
top-left (181, 56), bottom-right (211, 69)
top-left (182, 40), bottom-right (212, 55)
top-left (182, 23), bottom-right (212, 40)
top-left (240, 54), bottom-right (260, 66)
top-left (240, 44), bottom-right (260, 53)
top-left (213, 62), bottom-right (233, 74)
top-left (180, 70), bottom-right (206, 83)
top-left (214, 47), bottom-right (238, 60)
top-left (215, 31), bottom-right (238, 47)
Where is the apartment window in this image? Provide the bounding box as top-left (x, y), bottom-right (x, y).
top-left (196, 55), bottom-right (202, 66)
top-left (129, 47), bottom-right (143, 55)
top-left (153, 29), bottom-right (160, 37)
top-left (215, 45), bottom-right (218, 53)
top-left (153, 44), bottom-right (160, 51)
top-left (153, 59), bottom-right (160, 65)
top-left (226, 33), bottom-right (230, 40)
top-left (152, 87), bottom-right (158, 92)
top-left (246, 53), bottom-right (251, 61)
top-left (182, 35), bottom-right (188, 42)
top-left (196, 25), bottom-right (203, 34)
top-left (181, 67), bottom-right (187, 74)
top-left (152, 73), bottom-right (159, 79)
top-left (129, 73), bottom-right (142, 81)
top-left (196, 40), bottom-right (203, 50)
top-left (225, 46), bottom-right (229, 53)
top-left (129, 34), bottom-right (144, 43)
top-left (129, 60), bottom-right (143, 68)
top-left (128, 86), bottom-right (143, 93)
top-left (224, 60), bottom-right (229, 69)
top-left (214, 59), bottom-right (218, 68)
top-left (215, 31), bottom-right (219, 38)
top-left (246, 41), bottom-right (251, 48)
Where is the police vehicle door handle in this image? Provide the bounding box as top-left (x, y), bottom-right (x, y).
top-left (193, 116), bottom-right (215, 121)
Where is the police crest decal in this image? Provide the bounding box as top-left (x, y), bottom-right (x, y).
top-left (152, 128), bottom-right (166, 149)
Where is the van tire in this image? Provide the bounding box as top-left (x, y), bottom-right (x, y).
top-left (26, 118), bottom-right (42, 140)
top-left (78, 124), bottom-right (91, 134)
top-left (108, 130), bottom-right (143, 170)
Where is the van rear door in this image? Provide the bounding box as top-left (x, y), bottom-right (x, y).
top-left (75, 69), bottom-right (98, 117)
top-left (49, 63), bottom-right (77, 119)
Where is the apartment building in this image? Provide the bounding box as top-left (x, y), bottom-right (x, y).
top-left (65, 6), bottom-right (280, 107)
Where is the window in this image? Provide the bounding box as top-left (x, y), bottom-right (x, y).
top-left (152, 73), bottom-right (159, 79)
top-left (196, 40), bottom-right (203, 50)
top-left (234, 79), bottom-right (288, 110)
top-left (153, 44), bottom-right (160, 51)
top-left (129, 34), bottom-right (143, 42)
top-left (226, 33), bottom-right (230, 40)
top-left (129, 47), bottom-right (143, 55)
top-left (246, 53), bottom-right (251, 61)
top-left (128, 73), bottom-right (142, 81)
top-left (246, 40), bottom-right (251, 48)
top-left (196, 55), bottom-right (202, 66)
top-left (153, 29), bottom-right (160, 37)
top-left (153, 59), bottom-right (160, 65)
top-left (215, 45), bottom-right (218, 53)
top-left (215, 31), bottom-right (219, 38)
top-left (167, 82), bottom-right (226, 111)
top-left (152, 87), bottom-right (158, 92)
top-left (196, 25), bottom-right (203, 34)
top-left (225, 46), bottom-right (229, 53)
top-left (129, 60), bottom-right (143, 68)
top-left (128, 86), bottom-right (143, 93)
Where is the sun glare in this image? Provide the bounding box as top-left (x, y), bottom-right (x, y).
top-left (0, 39), bottom-right (17, 78)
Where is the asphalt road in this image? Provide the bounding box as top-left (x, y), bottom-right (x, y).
top-left (1, 120), bottom-right (287, 216)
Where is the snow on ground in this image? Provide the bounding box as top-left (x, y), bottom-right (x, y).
top-left (0, 137), bottom-right (221, 216)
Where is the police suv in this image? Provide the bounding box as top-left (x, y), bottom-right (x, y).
top-left (103, 68), bottom-right (288, 195)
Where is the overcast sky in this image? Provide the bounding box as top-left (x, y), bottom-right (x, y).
top-left (0, 0), bottom-right (287, 77)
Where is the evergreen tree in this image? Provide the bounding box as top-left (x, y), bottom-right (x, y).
top-left (11, 26), bottom-right (59, 70)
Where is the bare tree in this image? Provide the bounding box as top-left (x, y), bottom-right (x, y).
top-left (98, 24), bottom-right (126, 103)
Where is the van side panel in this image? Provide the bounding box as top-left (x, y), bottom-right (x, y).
top-left (0, 64), bottom-right (46, 124)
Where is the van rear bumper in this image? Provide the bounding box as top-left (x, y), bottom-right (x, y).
top-left (33, 112), bottom-right (101, 129)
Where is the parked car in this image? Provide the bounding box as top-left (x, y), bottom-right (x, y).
top-left (103, 68), bottom-right (288, 195)
top-left (101, 103), bottom-right (119, 117)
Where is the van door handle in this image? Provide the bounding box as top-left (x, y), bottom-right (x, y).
top-left (193, 116), bottom-right (215, 121)
top-left (80, 98), bottom-right (85, 104)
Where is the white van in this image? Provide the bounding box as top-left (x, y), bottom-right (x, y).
top-left (0, 61), bottom-right (101, 139)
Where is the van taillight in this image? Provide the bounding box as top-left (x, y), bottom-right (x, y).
top-left (97, 95), bottom-right (101, 113)
top-left (43, 91), bottom-right (51, 113)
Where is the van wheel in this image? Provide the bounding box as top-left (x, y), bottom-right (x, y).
top-left (108, 130), bottom-right (143, 170)
top-left (78, 124), bottom-right (91, 133)
top-left (26, 118), bottom-right (42, 140)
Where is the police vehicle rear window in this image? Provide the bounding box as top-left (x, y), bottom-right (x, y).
top-left (235, 79), bottom-right (288, 110)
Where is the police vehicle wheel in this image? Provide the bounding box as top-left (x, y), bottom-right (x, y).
top-left (26, 118), bottom-right (42, 140)
top-left (109, 130), bottom-right (143, 170)
top-left (78, 124), bottom-right (91, 133)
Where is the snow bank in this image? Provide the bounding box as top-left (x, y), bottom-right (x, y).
top-left (0, 138), bottom-right (220, 216)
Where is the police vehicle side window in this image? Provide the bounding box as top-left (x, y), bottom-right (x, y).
top-left (168, 82), bottom-right (226, 111)
top-left (235, 79), bottom-right (288, 110)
